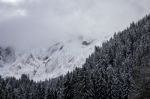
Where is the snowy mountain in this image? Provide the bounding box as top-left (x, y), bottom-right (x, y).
top-left (0, 37), bottom-right (103, 81)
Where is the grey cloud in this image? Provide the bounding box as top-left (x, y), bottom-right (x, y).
top-left (0, 0), bottom-right (150, 49)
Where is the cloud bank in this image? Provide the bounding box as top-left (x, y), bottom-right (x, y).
top-left (0, 0), bottom-right (150, 49)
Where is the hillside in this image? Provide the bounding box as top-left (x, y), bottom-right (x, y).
top-left (0, 37), bottom-right (102, 81)
top-left (0, 14), bottom-right (150, 99)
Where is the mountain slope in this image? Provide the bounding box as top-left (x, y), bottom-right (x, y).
top-left (0, 37), bottom-right (102, 81)
top-left (68, 14), bottom-right (150, 98)
top-left (0, 14), bottom-right (150, 99)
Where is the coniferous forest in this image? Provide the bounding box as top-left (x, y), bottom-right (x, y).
top-left (1, 15), bottom-right (150, 99)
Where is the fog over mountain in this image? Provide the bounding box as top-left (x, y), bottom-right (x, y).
top-left (0, 0), bottom-right (150, 50)
top-left (1, 1), bottom-right (150, 98)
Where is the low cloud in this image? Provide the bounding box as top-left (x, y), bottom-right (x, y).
top-left (0, 0), bottom-right (150, 49)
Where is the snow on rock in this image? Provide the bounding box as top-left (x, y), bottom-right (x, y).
top-left (0, 37), bottom-right (102, 81)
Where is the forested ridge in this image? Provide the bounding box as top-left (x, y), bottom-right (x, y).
top-left (1, 14), bottom-right (150, 99)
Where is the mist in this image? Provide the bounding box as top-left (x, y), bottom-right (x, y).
top-left (0, 0), bottom-right (150, 49)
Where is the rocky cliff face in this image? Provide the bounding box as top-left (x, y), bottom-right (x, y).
top-left (0, 38), bottom-right (101, 81)
top-left (0, 47), bottom-right (16, 67)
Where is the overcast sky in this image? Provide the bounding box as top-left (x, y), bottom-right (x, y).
top-left (0, 0), bottom-right (150, 49)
